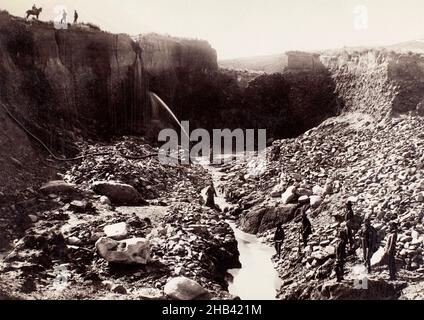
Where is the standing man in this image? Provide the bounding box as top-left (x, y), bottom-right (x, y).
top-left (274, 223), bottom-right (285, 259)
top-left (345, 201), bottom-right (355, 250)
top-left (360, 217), bottom-right (377, 273)
top-left (60, 9), bottom-right (67, 24)
top-left (74, 10), bottom-right (79, 24)
top-left (386, 222), bottom-right (398, 280)
top-left (301, 212), bottom-right (312, 248)
top-left (205, 183), bottom-right (217, 209)
top-left (334, 226), bottom-right (348, 282)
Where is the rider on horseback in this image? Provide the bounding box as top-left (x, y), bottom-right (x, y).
top-left (26, 5), bottom-right (42, 20)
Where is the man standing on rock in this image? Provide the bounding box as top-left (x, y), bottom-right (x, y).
top-left (205, 183), bottom-right (217, 209)
top-left (360, 218), bottom-right (377, 273)
top-left (301, 212), bottom-right (312, 248)
top-left (274, 223), bottom-right (285, 259)
top-left (335, 226), bottom-right (348, 282)
top-left (386, 222), bottom-right (398, 280)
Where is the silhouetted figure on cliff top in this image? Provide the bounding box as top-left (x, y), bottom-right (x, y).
top-left (61, 10), bottom-right (67, 24)
top-left (74, 10), bottom-right (79, 24)
top-left (26, 6), bottom-right (42, 20)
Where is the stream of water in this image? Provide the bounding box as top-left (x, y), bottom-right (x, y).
top-left (202, 163), bottom-right (282, 300)
top-left (151, 94), bottom-right (281, 299)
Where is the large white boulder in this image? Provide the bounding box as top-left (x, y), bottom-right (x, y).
top-left (310, 195), bottom-right (323, 208)
top-left (281, 186), bottom-right (297, 204)
top-left (270, 184), bottom-right (285, 197)
top-left (312, 185), bottom-right (325, 196)
top-left (92, 181), bottom-right (145, 205)
top-left (95, 237), bottom-right (151, 264)
top-left (164, 277), bottom-right (211, 300)
top-left (103, 222), bottom-right (128, 240)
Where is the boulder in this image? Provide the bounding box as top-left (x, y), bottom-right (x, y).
top-left (136, 287), bottom-right (164, 300)
top-left (100, 196), bottom-right (112, 205)
top-left (95, 237), bottom-right (151, 264)
top-left (92, 181), bottom-right (146, 205)
top-left (103, 222), bottom-right (128, 240)
top-left (241, 204), bottom-right (298, 234)
top-left (164, 277), bottom-right (211, 300)
top-left (310, 196), bottom-right (322, 208)
top-left (281, 186), bottom-right (297, 204)
top-left (69, 200), bottom-right (92, 213)
top-left (371, 247), bottom-right (387, 266)
top-left (258, 205), bottom-right (298, 233)
top-left (39, 181), bottom-right (78, 195)
top-left (270, 184), bottom-right (284, 197)
top-left (312, 185), bottom-right (325, 196)
top-left (240, 207), bottom-right (267, 234)
top-left (111, 284), bottom-right (127, 295)
top-left (296, 188), bottom-right (312, 197)
top-left (320, 279), bottom-right (403, 300)
top-left (298, 195), bottom-right (310, 204)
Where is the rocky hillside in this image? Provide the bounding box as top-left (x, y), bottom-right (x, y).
top-left (220, 110), bottom-right (424, 299)
top-left (0, 137), bottom-right (240, 299)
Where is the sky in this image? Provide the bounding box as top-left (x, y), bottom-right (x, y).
top-left (1, 0), bottom-right (424, 59)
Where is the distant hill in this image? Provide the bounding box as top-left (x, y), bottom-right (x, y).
top-left (219, 53), bottom-right (288, 73)
top-left (383, 39), bottom-right (424, 53)
top-left (219, 39), bottom-right (424, 73)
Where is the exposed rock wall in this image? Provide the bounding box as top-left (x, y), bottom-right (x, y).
top-left (0, 12), bottom-right (218, 201)
top-left (321, 50), bottom-right (424, 118)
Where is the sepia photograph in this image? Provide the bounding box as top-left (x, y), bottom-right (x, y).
top-left (0, 0), bottom-right (424, 310)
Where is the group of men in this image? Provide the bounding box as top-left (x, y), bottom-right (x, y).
top-left (274, 200), bottom-right (399, 282)
top-left (31, 4), bottom-right (79, 24)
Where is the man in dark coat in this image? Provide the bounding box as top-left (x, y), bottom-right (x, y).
top-left (360, 218), bottom-right (377, 273)
top-left (386, 222), bottom-right (398, 280)
top-left (301, 212), bottom-right (312, 248)
top-left (205, 184), bottom-right (217, 209)
top-left (345, 201), bottom-right (355, 250)
top-left (335, 225), bottom-right (348, 282)
top-left (274, 223), bottom-right (285, 259)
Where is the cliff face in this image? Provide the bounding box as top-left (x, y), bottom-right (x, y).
top-left (0, 12), bottom-right (149, 147)
top-left (140, 33), bottom-right (218, 74)
top-left (322, 50), bottom-right (424, 118)
top-left (0, 14), bottom-right (219, 145)
top-left (0, 12), bottom-right (218, 201)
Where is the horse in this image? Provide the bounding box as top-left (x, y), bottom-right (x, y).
top-left (25, 7), bottom-right (42, 20)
